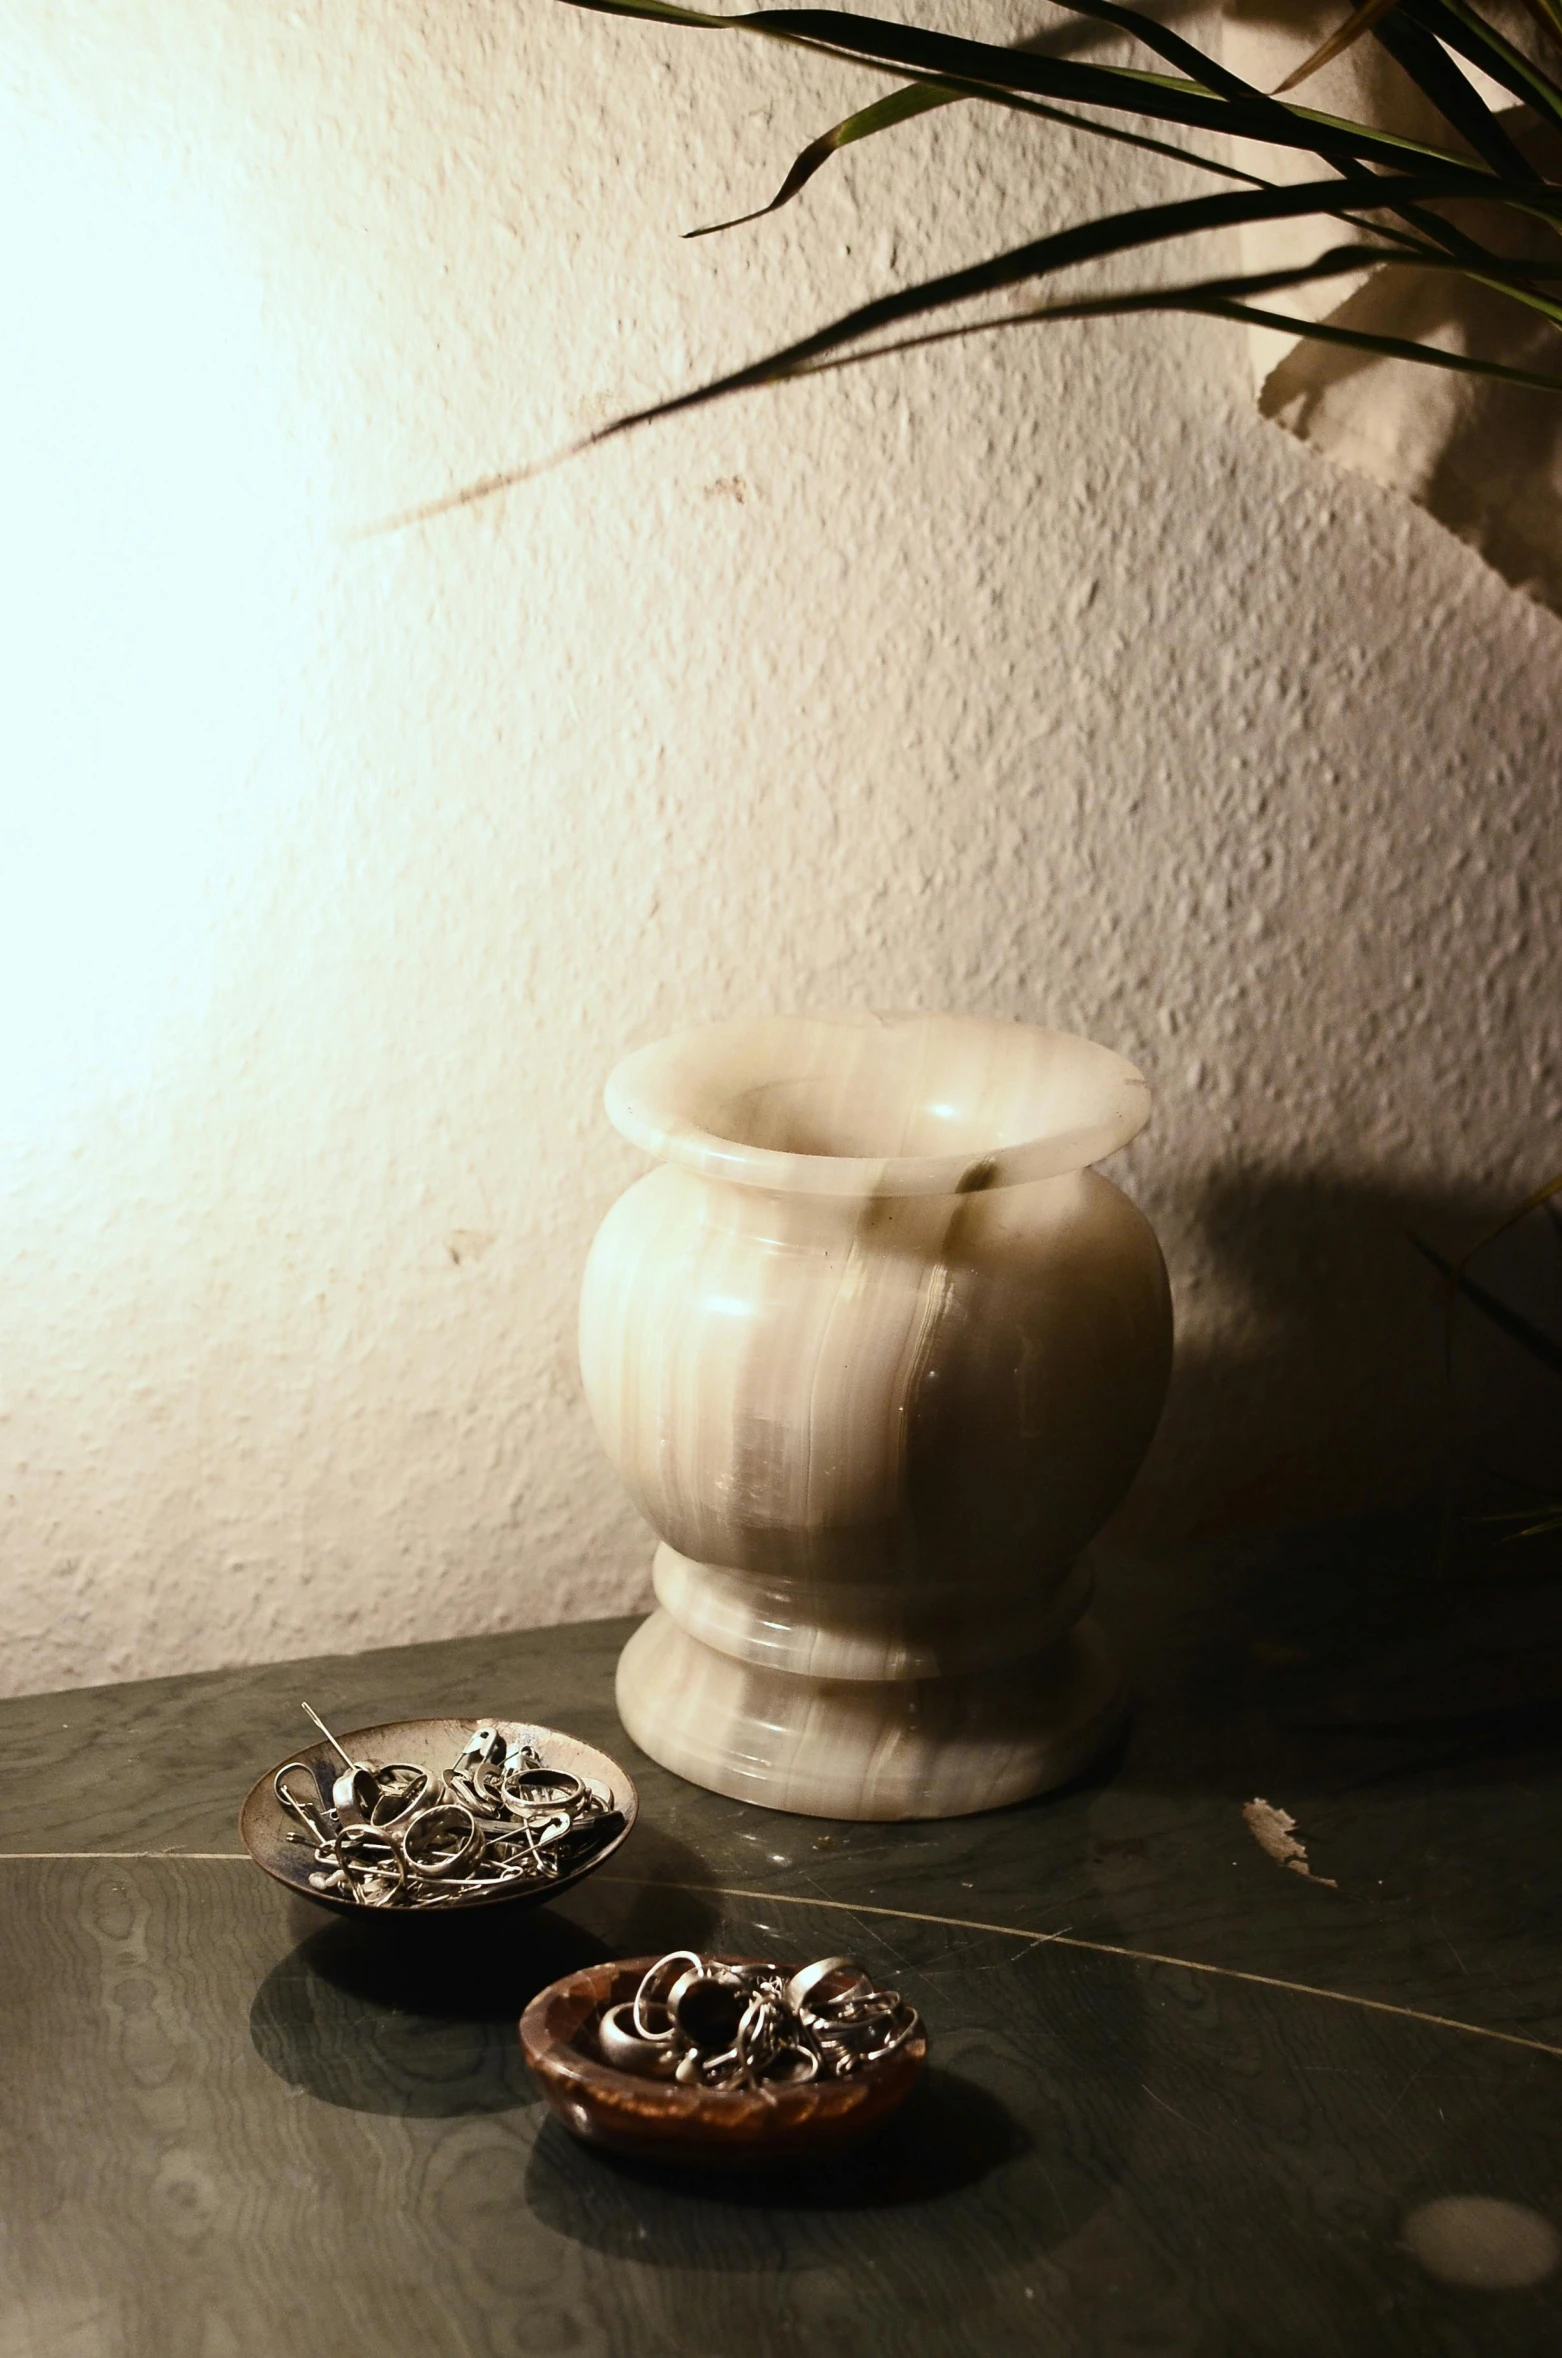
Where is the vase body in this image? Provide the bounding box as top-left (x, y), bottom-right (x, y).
top-left (580, 1012), bottom-right (1172, 1820)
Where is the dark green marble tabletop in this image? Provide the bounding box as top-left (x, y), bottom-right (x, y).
top-left (3, 1514), bottom-right (1560, 2358)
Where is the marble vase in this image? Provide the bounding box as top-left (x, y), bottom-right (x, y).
top-left (580, 1012), bottom-right (1172, 1820)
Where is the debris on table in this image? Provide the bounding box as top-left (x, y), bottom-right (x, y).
top-left (1242, 1796), bottom-right (1338, 1888)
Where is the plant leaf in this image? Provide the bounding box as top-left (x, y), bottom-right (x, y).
top-left (1515, 0), bottom-right (1562, 56)
top-left (1414, 1237), bottom-right (1562, 1377)
top-left (1460, 1169), bottom-right (1562, 1264)
top-left (690, 69), bottom-right (1274, 239)
top-left (789, 242), bottom-right (1562, 370)
top-left (1396, 0), bottom-right (1562, 135)
top-left (369, 169), bottom-right (1562, 532)
top-left (1275, 0), bottom-right (1406, 94)
top-left (687, 80), bottom-right (956, 235)
top-left (1496, 1501), bottom-right (1562, 1537)
top-left (1203, 295), bottom-right (1562, 381)
top-left (600, 2), bottom-right (1562, 295)
top-left (1044, 0), bottom-right (1553, 263)
top-left (384, 0), bottom-right (1562, 533)
top-left (794, 251), bottom-right (1562, 392)
top-left (559, 0), bottom-right (1494, 178)
top-left (592, 166), bottom-right (1533, 404)
top-left (1371, 10), bottom-right (1542, 180)
top-left (960, 0), bottom-right (1530, 229)
top-left (1406, 0), bottom-right (1562, 129)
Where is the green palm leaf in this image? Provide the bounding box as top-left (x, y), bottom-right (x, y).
top-left (1276, 0), bottom-right (1408, 93)
top-left (373, 160), bottom-right (1562, 532)
top-left (561, 0), bottom-right (1491, 176)
top-left (688, 72), bottom-right (1268, 239)
top-left (1410, 0), bottom-right (1562, 128)
top-left (377, 0), bottom-right (1562, 527)
top-left (792, 247), bottom-right (1562, 386)
top-left (564, 1), bottom-right (1562, 283)
top-left (687, 81), bottom-right (956, 235)
top-left (1372, 10), bottom-right (1541, 179)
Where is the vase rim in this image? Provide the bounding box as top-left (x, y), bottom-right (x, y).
top-left (604, 1011), bottom-right (1151, 1196)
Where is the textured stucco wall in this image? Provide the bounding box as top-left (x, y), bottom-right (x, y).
top-left (3, 0), bottom-right (1558, 1697)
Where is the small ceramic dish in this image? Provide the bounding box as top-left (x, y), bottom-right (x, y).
top-left (520, 1955), bottom-right (928, 2167)
top-left (239, 1716), bottom-right (637, 1917)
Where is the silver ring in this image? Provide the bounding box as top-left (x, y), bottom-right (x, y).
top-left (398, 1803), bottom-right (482, 1879)
top-left (633, 1951), bottom-right (703, 2042)
top-left (367, 1764), bottom-right (439, 1828)
top-left (332, 1765), bottom-right (382, 1820)
top-left (604, 1949), bottom-right (921, 2089)
top-left (783, 1957), bottom-right (866, 2019)
top-left (598, 2002), bottom-right (678, 2075)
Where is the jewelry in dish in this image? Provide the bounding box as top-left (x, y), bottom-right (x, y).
top-left (271, 1704), bottom-right (622, 1908)
top-left (596, 1949), bottom-right (920, 2091)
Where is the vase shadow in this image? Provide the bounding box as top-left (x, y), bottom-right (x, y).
top-left (1097, 1501), bottom-right (1562, 1804)
top-left (1118, 1163), bottom-right (1562, 1544)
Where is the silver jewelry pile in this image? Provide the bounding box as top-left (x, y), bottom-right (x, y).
top-left (598, 1950), bottom-right (920, 2090)
top-left (275, 1704), bottom-right (620, 1908)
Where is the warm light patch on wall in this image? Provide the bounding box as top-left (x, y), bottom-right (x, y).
top-left (0, 94), bottom-right (311, 1152)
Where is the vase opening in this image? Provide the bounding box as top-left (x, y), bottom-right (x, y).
top-left (606, 1011), bottom-right (1150, 1196)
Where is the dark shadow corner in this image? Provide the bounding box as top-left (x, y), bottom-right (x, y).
top-left (1113, 1162), bottom-right (1562, 1546)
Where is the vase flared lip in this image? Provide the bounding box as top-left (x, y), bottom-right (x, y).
top-left (604, 1011), bottom-right (1151, 1197)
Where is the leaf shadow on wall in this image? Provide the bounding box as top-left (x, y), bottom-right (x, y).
top-left (1116, 1165), bottom-right (1562, 1541)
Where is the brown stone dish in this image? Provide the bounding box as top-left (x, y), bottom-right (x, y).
top-left (520, 1955), bottom-right (928, 2167)
top-left (239, 1716), bottom-right (637, 1916)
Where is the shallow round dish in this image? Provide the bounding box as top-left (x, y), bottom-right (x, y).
top-left (239, 1717), bottom-right (637, 1917)
top-left (520, 1955), bottom-right (927, 2167)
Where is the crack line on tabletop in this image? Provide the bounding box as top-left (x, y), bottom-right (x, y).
top-left (591, 1876), bottom-right (1562, 2063)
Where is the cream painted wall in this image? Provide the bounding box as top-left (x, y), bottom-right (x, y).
top-left (3, 0), bottom-right (1558, 1697)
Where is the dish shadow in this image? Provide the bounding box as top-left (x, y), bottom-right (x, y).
top-left (526, 2061), bottom-right (1027, 2256)
top-left (249, 1827), bottom-right (724, 2117)
top-left (523, 1929), bottom-right (1152, 2304)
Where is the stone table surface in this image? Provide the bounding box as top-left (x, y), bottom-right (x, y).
top-left (3, 1513), bottom-right (1561, 2358)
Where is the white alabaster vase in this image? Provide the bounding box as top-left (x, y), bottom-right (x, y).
top-left (580, 1012), bottom-right (1172, 1820)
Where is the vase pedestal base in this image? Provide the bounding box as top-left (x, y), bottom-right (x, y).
top-left (615, 1606), bottom-right (1125, 1821)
